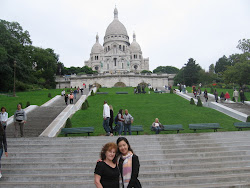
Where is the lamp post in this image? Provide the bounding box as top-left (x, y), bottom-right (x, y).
top-left (13, 60), bottom-right (16, 97)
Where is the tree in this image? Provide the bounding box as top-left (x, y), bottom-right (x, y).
top-left (223, 59), bottom-right (250, 86)
top-left (237, 39), bottom-right (250, 53)
top-left (153, 66), bottom-right (179, 74)
top-left (141, 70), bottom-right (152, 73)
top-left (215, 55), bottom-right (231, 73)
top-left (209, 64), bottom-right (215, 74)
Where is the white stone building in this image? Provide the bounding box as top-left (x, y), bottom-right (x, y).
top-left (84, 7), bottom-right (149, 73)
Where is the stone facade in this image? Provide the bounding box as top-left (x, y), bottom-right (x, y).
top-left (56, 73), bottom-right (175, 89)
top-left (84, 7), bottom-right (149, 73)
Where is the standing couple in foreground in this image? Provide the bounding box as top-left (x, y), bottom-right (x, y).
top-left (94, 137), bottom-right (141, 188)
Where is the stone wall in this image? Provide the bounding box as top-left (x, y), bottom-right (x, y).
top-left (56, 73), bottom-right (175, 89)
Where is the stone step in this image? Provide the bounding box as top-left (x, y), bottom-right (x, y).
top-left (3, 159), bottom-right (250, 171)
top-left (6, 145), bottom-right (250, 155)
top-left (3, 154), bottom-right (250, 164)
top-left (5, 150), bottom-right (248, 159)
top-left (3, 166), bottom-right (250, 178)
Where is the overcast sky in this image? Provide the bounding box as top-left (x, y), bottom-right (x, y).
top-left (1, 0), bottom-right (250, 71)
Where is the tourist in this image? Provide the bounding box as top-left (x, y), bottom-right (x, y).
top-left (77, 86), bottom-right (80, 93)
top-left (220, 92), bottom-right (225, 103)
top-left (204, 89), bottom-right (208, 102)
top-left (151, 118), bottom-right (164, 134)
top-left (240, 89), bottom-right (245, 104)
top-left (225, 92), bottom-right (230, 102)
top-left (64, 93), bottom-right (69, 105)
top-left (94, 142), bottom-right (119, 188)
top-left (14, 104), bottom-right (27, 137)
top-left (73, 88), bottom-right (77, 99)
top-left (80, 88), bottom-right (84, 95)
top-left (103, 101), bottom-right (111, 136)
top-left (0, 123), bottom-right (8, 179)
top-left (123, 109), bottom-right (134, 135)
top-left (233, 89), bottom-right (239, 102)
top-left (117, 137), bottom-right (141, 188)
top-left (61, 89), bottom-right (65, 96)
top-left (193, 87), bottom-right (197, 98)
top-left (109, 105), bottom-right (114, 136)
top-left (0, 107), bottom-right (8, 130)
top-left (69, 93), bottom-right (74, 104)
top-left (214, 89), bottom-right (218, 103)
top-left (117, 109), bottom-right (125, 136)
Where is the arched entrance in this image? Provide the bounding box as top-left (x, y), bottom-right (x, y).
top-left (114, 82), bottom-right (126, 87)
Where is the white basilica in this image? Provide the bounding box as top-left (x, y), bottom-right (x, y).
top-left (84, 7), bottom-right (149, 73)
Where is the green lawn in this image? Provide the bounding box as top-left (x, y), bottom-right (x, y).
top-left (0, 89), bottom-right (63, 116)
top-left (68, 87), bottom-right (241, 136)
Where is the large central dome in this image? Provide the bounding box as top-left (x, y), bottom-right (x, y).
top-left (105, 7), bottom-right (128, 37)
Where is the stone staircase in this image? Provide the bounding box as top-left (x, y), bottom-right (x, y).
top-left (5, 90), bottom-right (87, 138)
top-left (1, 131), bottom-right (250, 187)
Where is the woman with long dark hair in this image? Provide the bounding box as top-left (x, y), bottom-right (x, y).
top-left (117, 109), bottom-right (125, 136)
top-left (0, 123), bottom-right (8, 178)
top-left (117, 137), bottom-right (141, 188)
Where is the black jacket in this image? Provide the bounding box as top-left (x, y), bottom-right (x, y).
top-left (118, 154), bottom-right (141, 188)
top-left (0, 132), bottom-right (7, 152)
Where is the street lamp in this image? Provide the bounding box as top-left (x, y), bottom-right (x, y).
top-left (13, 60), bottom-right (16, 97)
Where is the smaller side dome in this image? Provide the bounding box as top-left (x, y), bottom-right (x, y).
top-left (130, 32), bottom-right (141, 52)
top-left (91, 34), bottom-right (104, 54)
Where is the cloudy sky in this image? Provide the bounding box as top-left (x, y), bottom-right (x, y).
top-left (1, 0), bottom-right (249, 71)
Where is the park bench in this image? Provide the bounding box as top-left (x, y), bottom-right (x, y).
top-left (151, 124), bottom-right (184, 134)
top-left (113, 125), bottom-right (144, 135)
top-left (163, 124), bottom-right (184, 133)
top-left (189, 123), bottom-right (221, 132)
top-left (61, 127), bottom-right (94, 136)
top-left (116, 92), bottom-right (128, 94)
top-left (154, 90), bottom-right (166, 94)
top-left (234, 122), bottom-right (250, 131)
top-left (96, 92), bottom-right (108, 94)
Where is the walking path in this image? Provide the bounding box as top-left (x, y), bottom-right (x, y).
top-left (185, 91), bottom-right (250, 116)
top-left (6, 90), bottom-right (89, 138)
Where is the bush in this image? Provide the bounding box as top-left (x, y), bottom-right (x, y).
top-left (170, 88), bottom-right (173, 94)
top-left (26, 101), bottom-right (30, 108)
top-left (65, 118), bottom-right (72, 128)
top-left (97, 88), bottom-right (100, 92)
top-left (197, 98), bottom-right (203, 107)
top-left (246, 116), bottom-right (250, 122)
top-left (190, 98), bottom-right (195, 105)
top-left (81, 102), bottom-right (88, 110)
top-left (48, 93), bottom-right (52, 98)
top-left (85, 99), bottom-right (89, 107)
top-left (210, 87), bottom-right (214, 94)
top-left (91, 90), bottom-right (95, 96)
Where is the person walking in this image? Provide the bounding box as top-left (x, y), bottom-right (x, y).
top-left (117, 109), bottom-right (125, 136)
top-left (233, 89), bottom-right (239, 102)
top-left (64, 93), bottom-right (69, 105)
top-left (69, 93), bottom-right (74, 104)
top-left (0, 107), bottom-right (8, 130)
top-left (109, 105), bottom-right (114, 136)
top-left (204, 89), bottom-right (208, 102)
top-left (123, 109), bottom-right (134, 135)
top-left (14, 104), bottom-right (27, 137)
top-left (94, 142), bottom-right (119, 188)
top-left (103, 101), bottom-right (111, 136)
top-left (73, 88), bottom-right (77, 99)
top-left (214, 89), bottom-right (218, 103)
top-left (151, 118), bottom-right (164, 134)
top-left (0, 123), bottom-right (8, 179)
top-left (225, 92), bottom-right (230, 102)
top-left (240, 89), bottom-right (245, 104)
top-left (220, 92), bottom-right (225, 103)
top-left (117, 137), bottom-right (141, 188)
